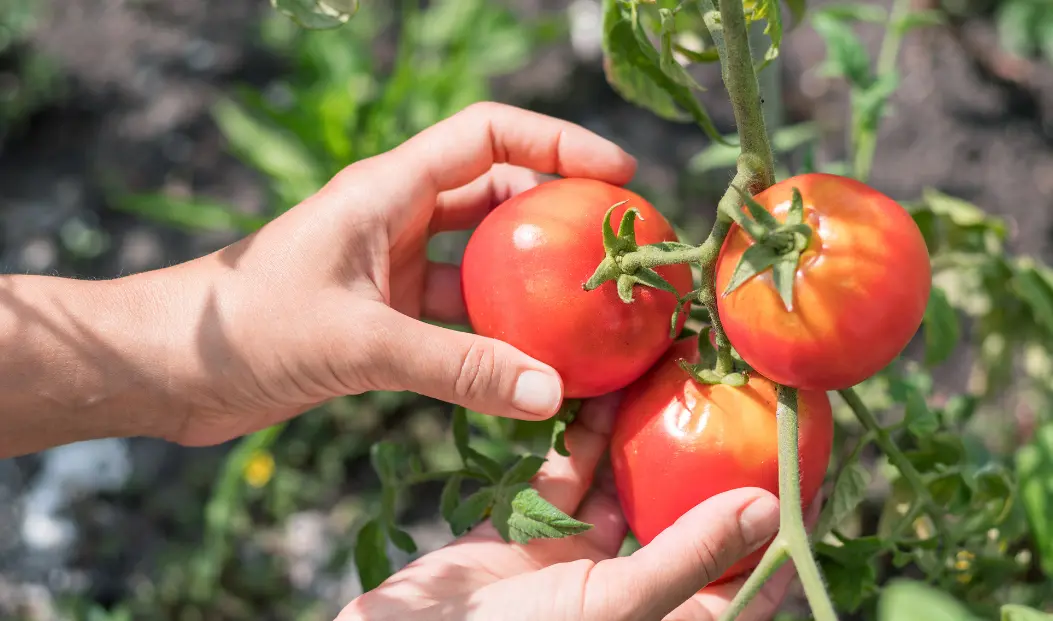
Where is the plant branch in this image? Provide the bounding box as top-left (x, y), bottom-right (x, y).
top-left (718, 540), bottom-right (790, 621)
top-left (837, 387), bottom-right (949, 541)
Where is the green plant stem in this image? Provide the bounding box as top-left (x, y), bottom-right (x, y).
top-left (718, 540), bottom-right (790, 621)
top-left (853, 0), bottom-right (911, 182)
top-left (837, 387), bottom-right (949, 540)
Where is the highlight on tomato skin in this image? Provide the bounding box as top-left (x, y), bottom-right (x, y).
top-left (460, 177), bottom-right (695, 399)
top-left (714, 173), bottom-right (932, 392)
top-left (609, 337), bottom-right (834, 584)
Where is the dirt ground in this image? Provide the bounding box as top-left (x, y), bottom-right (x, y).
top-left (1, 0), bottom-right (1051, 617)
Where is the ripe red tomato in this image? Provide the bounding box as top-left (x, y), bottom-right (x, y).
top-left (461, 178), bottom-right (694, 398)
top-left (610, 337), bottom-right (833, 582)
top-left (715, 173), bottom-right (931, 391)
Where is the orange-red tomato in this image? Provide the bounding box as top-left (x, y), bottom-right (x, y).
top-left (715, 173), bottom-right (931, 391)
top-left (610, 337), bottom-right (833, 583)
top-left (461, 178), bottom-right (694, 398)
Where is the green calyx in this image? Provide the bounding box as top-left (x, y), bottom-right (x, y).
top-left (583, 201), bottom-right (695, 304)
top-left (676, 326), bottom-right (750, 387)
top-left (721, 186), bottom-right (813, 311)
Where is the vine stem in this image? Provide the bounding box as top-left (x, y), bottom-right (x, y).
top-left (719, 387), bottom-right (837, 621)
top-left (837, 387), bottom-right (949, 541)
top-left (853, 0), bottom-right (912, 182)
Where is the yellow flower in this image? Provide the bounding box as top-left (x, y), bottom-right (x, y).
top-left (244, 450), bottom-right (276, 488)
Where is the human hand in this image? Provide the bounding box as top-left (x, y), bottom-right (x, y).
top-left (130, 102), bottom-right (638, 446)
top-left (336, 394), bottom-right (796, 621)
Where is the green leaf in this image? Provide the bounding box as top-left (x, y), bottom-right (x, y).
top-left (813, 4), bottom-right (886, 23)
top-left (370, 442), bottom-right (405, 486)
top-left (904, 386), bottom-right (938, 439)
top-left (440, 474), bottom-right (462, 524)
top-left (271, 0), bottom-right (355, 30)
top-left (923, 287), bottom-right (959, 366)
top-left (817, 540), bottom-right (880, 612)
top-left (550, 400), bottom-right (580, 458)
top-left (812, 11), bottom-right (873, 88)
top-left (722, 243), bottom-right (781, 297)
top-left (354, 519), bottom-right (392, 592)
top-left (755, 0), bottom-right (784, 70)
top-left (1002, 604), bottom-right (1053, 621)
top-left (817, 462), bottom-right (870, 535)
top-left (500, 455), bottom-right (546, 487)
top-left (904, 432), bottom-right (966, 472)
top-left (449, 487), bottom-right (496, 536)
top-left (894, 9), bottom-right (944, 35)
top-left (771, 252), bottom-right (799, 311)
top-left (601, 0), bottom-right (726, 144)
top-left (505, 487), bottom-right (593, 544)
top-left (112, 193), bottom-right (269, 234)
top-left (688, 122), bottom-right (818, 173)
top-left (386, 525), bottom-right (418, 554)
top-left (1015, 422), bottom-right (1053, 578)
top-left (877, 579), bottom-right (981, 621)
top-left (467, 448), bottom-right (506, 483)
top-left (1013, 262), bottom-right (1053, 336)
top-left (854, 71), bottom-right (900, 136)
top-left (452, 406), bottom-right (471, 463)
top-left (659, 9), bottom-right (704, 90)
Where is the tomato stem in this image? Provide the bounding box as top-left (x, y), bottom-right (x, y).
top-left (717, 539), bottom-right (790, 621)
top-left (838, 387), bottom-right (949, 543)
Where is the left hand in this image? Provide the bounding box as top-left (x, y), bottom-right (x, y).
top-left (125, 102), bottom-right (638, 446)
top-left (336, 394), bottom-right (795, 621)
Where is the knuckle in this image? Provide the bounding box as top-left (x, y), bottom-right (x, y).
top-left (454, 339), bottom-right (498, 402)
top-left (688, 534), bottom-right (723, 585)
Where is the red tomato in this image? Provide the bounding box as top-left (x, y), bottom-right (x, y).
top-left (715, 173), bottom-right (931, 391)
top-left (461, 178), bottom-right (693, 398)
top-left (610, 337), bottom-right (833, 582)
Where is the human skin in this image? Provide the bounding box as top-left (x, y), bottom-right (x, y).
top-left (1, 102), bottom-right (795, 620)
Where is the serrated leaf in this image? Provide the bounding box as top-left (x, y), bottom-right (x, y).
top-left (440, 474), bottom-right (462, 524)
top-left (386, 525), bottom-right (418, 554)
top-left (1002, 604), bottom-right (1053, 621)
top-left (894, 9), bottom-right (944, 35)
top-left (1015, 423), bottom-right (1053, 578)
top-left (505, 487), bottom-right (593, 544)
top-left (501, 455), bottom-right (546, 487)
top-left (601, 0), bottom-right (726, 143)
top-left (354, 519), bottom-right (392, 592)
top-left (923, 287), bottom-right (959, 366)
top-left (271, 0), bottom-right (353, 29)
top-left (817, 462), bottom-right (870, 536)
top-left (812, 11), bottom-right (873, 88)
top-left (722, 243), bottom-right (781, 297)
top-left (877, 579), bottom-right (981, 621)
top-left (904, 386), bottom-right (938, 439)
top-left (771, 252), bottom-right (799, 311)
top-left (449, 487), bottom-right (496, 536)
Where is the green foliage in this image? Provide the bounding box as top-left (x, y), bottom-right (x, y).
top-left (0, 0), bottom-right (65, 139)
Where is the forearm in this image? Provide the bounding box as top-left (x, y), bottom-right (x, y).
top-left (0, 273), bottom-right (185, 457)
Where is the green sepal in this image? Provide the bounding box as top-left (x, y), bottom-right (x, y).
top-left (583, 256), bottom-right (622, 292)
top-left (669, 287), bottom-right (703, 338)
top-left (772, 251), bottom-right (801, 311)
top-left (721, 372), bottom-right (747, 386)
top-left (787, 187), bottom-right (806, 225)
top-left (601, 201), bottom-right (634, 253)
top-left (616, 206), bottom-right (641, 247)
top-left (722, 243), bottom-right (782, 297)
top-left (616, 268), bottom-right (679, 303)
top-left (729, 184), bottom-right (780, 230)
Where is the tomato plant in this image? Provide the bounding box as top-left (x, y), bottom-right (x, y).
top-left (714, 173), bottom-right (932, 391)
top-left (460, 177), bottom-right (694, 398)
top-left (610, 337), bottom-right (834, 582)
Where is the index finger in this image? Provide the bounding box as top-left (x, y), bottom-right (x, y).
top-left (382, 101), bottom-right (637, 194)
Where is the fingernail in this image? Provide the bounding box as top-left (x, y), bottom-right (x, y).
top-left (739, 495), bottom-right (780, 548)
top-left (513, 370), bottom-right (562, 417)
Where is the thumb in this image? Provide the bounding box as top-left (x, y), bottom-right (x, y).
top-left (585, 488), bottom-right (781, 621)
top-left (368, 307), bottom-right (564, 420)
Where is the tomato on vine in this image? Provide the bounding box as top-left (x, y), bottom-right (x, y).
top-left (609, 337), bottom-right (834, 583)
top-left (461, 178), bottom-right (694, 398)
top-left (714, 173), bottom-right (931, 391)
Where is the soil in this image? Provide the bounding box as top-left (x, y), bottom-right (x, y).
top-left (1, 0), bottom-right (1051, 617)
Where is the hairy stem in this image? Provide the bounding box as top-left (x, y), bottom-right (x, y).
top-left (776, 386), bottom-right (838, 621)
top-left (853, 0), bottom-right (911, 182)
top-left (837, 387), bottom-right (948, 541)
top-left (718, 540), bottom-right (790, 621)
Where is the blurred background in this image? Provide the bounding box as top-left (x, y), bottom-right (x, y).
top-left (1, 0), bottom-right (1053, 619)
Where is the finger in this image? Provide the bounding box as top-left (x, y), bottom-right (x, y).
top-left (383, 101), bottom-right (637, 196)
top-left (670, 562), bottom-right (797, 621)
top-left (366, 305), bottom-right (563, 420)
top-left (582, 488), bottom-right (781, 621)
top-left (530, 393), bottom-right (621, 515)
top-left (574, 465), bottom-right (630, 556)
top-left (422, 262), bottom-right (466, 325)
top-left (431, 164), bottom-right (544, 234)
